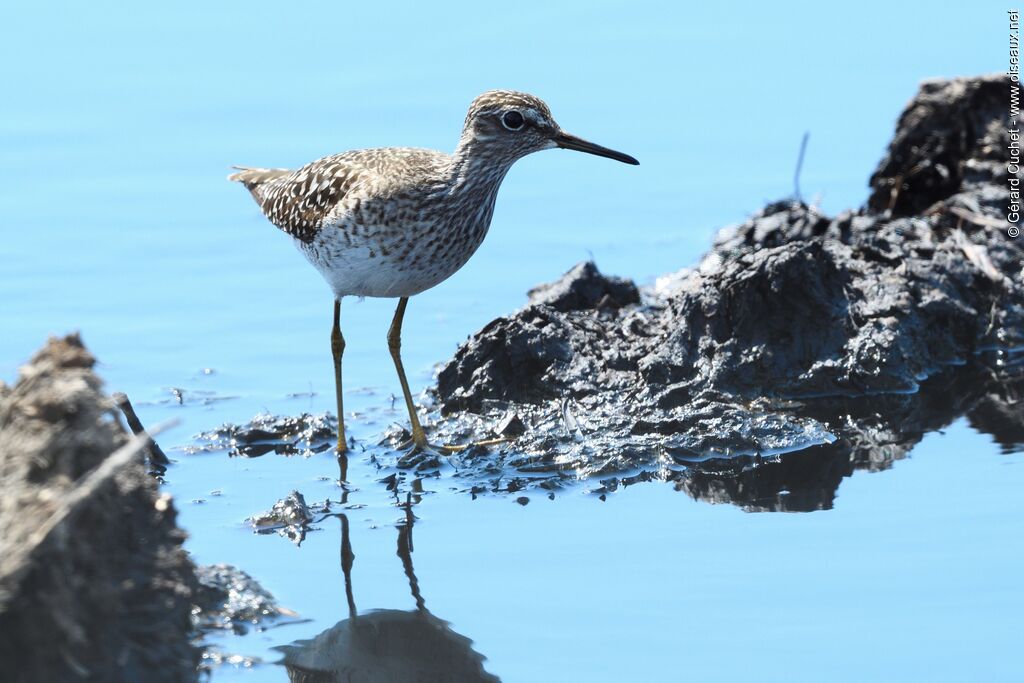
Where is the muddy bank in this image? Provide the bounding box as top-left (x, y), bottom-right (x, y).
top-left (0, 335), bottom-right (199, 682)
top-left (0, 335), bottom-right (287, 681)
top-left (411, 74), bottom-right (1023, 491)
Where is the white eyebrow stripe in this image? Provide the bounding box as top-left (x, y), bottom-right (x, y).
top-left (524, 108), bottom-right (545, 124)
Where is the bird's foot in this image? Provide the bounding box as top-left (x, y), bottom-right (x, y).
top-left (393, 432), bottom-right (510, 458)
top-left (442, 436), bottom-right (511, 452)
top-left (395, 436), bottom-right (453, 458)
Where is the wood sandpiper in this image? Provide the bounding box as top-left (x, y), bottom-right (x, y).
top-left (229, 90), bottom-right (637, 456)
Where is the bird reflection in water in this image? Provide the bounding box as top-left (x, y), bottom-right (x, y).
top-left (277, 480), bottom-right (500, 682)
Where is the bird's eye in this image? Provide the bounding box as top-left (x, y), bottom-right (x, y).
top-left (501, 110), bottom-right (525, 131)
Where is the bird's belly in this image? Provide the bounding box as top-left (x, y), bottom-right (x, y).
top-left (297, 222), bottom-right (480, 298)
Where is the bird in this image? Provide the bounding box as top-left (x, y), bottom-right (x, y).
top-left (229, 90), bottom-right (638, 456)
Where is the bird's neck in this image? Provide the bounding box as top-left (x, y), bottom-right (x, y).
top-left (428, 136), bottom-right (514, 255)
top-left (447, 136), bottom-right (516, 196)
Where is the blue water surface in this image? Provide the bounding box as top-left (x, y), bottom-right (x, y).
top-left (1, 2), bottom-right (1020, 681)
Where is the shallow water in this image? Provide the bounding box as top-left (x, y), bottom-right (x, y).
top-left (1, 2), bottom-right (1020, 681)
top-left (190, 419), bottom-right (1023, 682)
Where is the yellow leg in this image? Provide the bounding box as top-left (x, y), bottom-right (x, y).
top-left (331, 299), bottom-right (347, 454)
top-left (387, 297), bottom-right (511, 455)
top-left (387, 297), bottom-right (430, 449)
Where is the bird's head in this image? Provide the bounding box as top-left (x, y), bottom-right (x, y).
top-left (457, 90), bottom-right (638, 167)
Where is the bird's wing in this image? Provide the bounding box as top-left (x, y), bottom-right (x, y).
top-left (229, 154), bottom-right (378, 244)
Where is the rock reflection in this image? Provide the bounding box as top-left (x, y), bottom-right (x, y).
top-left (672, 357), bottom-right (1024, 512)
top-left (277, 489), bottom-right (500, 682)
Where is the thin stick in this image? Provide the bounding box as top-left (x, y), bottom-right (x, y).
top-left (793, 131), bottom-right (810, 203)
top-left (113, 392), bottom-right (170, 465)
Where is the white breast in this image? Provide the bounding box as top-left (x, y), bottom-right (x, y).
top-left (297, 219), bottom-right (473, 299)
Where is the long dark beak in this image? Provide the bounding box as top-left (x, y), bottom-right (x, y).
top-left (554, 131), bottom-right (639, 165)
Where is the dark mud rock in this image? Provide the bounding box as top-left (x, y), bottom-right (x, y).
top-left (644, 239), bottom-right (865, 398)
top-left (526, 260), bottom-right (640, 311)
top-left (420, 74), bottom-right (1024, 497)
top-left (250, 490), bottom-right (314, 529)
top-left (710, 200), bottom-right (831, 252)
top-left (868, 74), bottom-right (1016, 216)
top-left (0, 335), bottom-right (200, 683)
top-left (247, 490), bottom-right (334, 544)
top-left (436, 264), bottom-right (649, 415)
top-left (193, 564), bottom-right (291, 635)
top-left (191, 412), bottom-right (336, 457)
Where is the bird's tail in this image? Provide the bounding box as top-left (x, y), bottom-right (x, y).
top-left (227, 165), bottom-right (291, 195)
